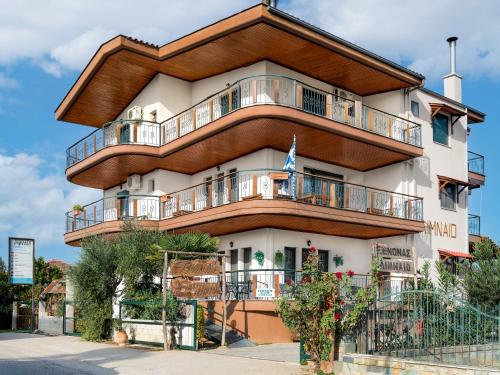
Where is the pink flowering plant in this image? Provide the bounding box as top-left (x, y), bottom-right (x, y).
top-left (276, 247), bottom-right (381, 372)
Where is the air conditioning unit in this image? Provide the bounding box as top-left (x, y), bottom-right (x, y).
top-left (333, 87), bottom-right (354, 101)
top-left (127, 106), bottom-right (143, 121)
top-left (127, 174), bottom-right (142, 190)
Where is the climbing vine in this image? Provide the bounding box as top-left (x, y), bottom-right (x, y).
top-left (277, 246), bottom-right (381, 373)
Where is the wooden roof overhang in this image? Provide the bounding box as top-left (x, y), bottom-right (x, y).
top-left (55, 4), bottom-right (424, 127)
top-left (64, 199), bottom-right (425, 246)
top-left (430, 102), bottom-right (467, 130)
top-left (66, 105), bottom-right (424, 189)
top-left (437, 175), bottom-right (475, 199)
top-left (438, 249), bottom-right (473, 260)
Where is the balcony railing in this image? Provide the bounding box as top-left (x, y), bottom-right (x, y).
top-left (468, 214), bottom-right (481, 236)
top-left (196, 269), bottom-right (414, 301)
top-left (468, 151), bottom-right (485, 176)
top-left (66, 169), bottom-right (423, 233)
top-left (66, 75), bottom-right (422, 168)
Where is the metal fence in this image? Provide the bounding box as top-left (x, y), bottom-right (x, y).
top-left (346, 290), bottom-right (500, 368)
top-left (65, 169), bottom-right (423, 233)
top-left (65, 75), bottom-right (422, 168)
top-left (468, 151), bottom-right (485, 176)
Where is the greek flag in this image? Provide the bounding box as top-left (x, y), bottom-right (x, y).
top-left (281, 135), bottom-right (297, 199)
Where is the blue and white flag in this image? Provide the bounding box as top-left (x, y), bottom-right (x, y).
top-left (283, 134), bottom-right (296, 172)
top-left (281, 135), bottom-right (297, 199)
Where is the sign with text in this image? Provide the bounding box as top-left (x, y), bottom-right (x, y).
top-left (9, 238), bottom-right (34, 285)
top-left (374, 243), bottom-right (415, 275)
top-left (171, 258), bottom-right (220, 277)
top-left (256, 288), bottom-right (275, 298)
top-left (425, 221), bottom-right (457, 238)
top-left (172, 278), bottom-right (220, 298)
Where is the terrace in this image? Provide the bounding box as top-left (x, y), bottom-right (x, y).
top-left (64, 169), bottom-right (424, 245)
top-left (65, 75), bottom-right (423, 189)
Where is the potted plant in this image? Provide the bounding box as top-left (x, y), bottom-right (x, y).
top-left (254, 250), bottom-right (265, 267)
top-left (72, 204), bottom-right (83, 216)
top-left (114, 319), bottom-right (128, 347)
top-left (274, 250), bottom-right (284, 268)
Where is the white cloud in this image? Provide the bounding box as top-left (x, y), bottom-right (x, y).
top-left (0, 0), bottom-right (255, 76)
top-left (0, 73), bottom-right (18, 88)
top-left (2, 1), bottom-right (499, 81)
top-left (281, 0), bottom-right (500, 82)
top-left (0, 152), bottom-right (100, 246)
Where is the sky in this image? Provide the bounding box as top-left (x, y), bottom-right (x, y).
top-left (0, 0), bottom-right (498, 264)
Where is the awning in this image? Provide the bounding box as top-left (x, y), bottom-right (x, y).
top-left (437, 175), bottom-right (475, 198)
top-left (430, 102), bottom-right (466, 129)
top-left (438, 249), bottom-right (473, 260)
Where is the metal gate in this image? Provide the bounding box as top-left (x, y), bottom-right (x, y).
top-left (119, 299), bottom-right (198, 350)
top-left (16, 301), bottom-right (37, 332)
top-left (62, 300), bottom-right (83, 336)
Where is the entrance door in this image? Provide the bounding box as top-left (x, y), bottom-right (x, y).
top-left (243, 247), bottom-right (252, 282)
top-left (284, 247), bottom-right (296, 283)
top-left (119, 123), bottom-right (130, 144)
top-left (117, 190), bottom-right (130, 219)
top-left (302, 248), bottom-right (328, 272)
top-left (303, 167), bottom-right (343, 206)
top-left (230, 249), bottom-right (238, 284)
top-left (228, 168), bottom-right (238, 202)
top-left (216, 172), bottom-right (225, 206)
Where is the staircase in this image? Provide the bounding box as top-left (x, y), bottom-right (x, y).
top-left (205, 321), bottom-right (256, 348)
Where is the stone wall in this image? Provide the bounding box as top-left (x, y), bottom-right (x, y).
top-left (341, 353), bottom-right (500, 375)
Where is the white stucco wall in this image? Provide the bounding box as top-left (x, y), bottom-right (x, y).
top-left (92, 59), bottom-right (473, 280)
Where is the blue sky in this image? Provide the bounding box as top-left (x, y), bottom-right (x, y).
top-left (0, 0), bottom-right (498, 264)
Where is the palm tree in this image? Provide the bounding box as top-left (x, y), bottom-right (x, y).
top-left (155, 232), bottom-right (219, 254)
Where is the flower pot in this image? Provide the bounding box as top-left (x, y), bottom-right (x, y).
top-left (73, 209), bottom-right (82, 216)
top-left (115, 330), bottom-right (128, 347)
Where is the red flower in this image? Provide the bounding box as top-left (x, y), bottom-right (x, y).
top-left (335, 313), bottom-right (342, 321)
top-left (339, 300), bottom-right (345, 306)
top-left (335, 272), bottom-right (343, 280)
top-left (302, 276), bottom-right (311, 284)
top-left (377, 271), bottom-right (383, 279)
top-left (308, 246), bottom-right (317, 253)
top-left (347, 269), bottom-right (355, 278)
top-left (285, 278), bottom-right (293, 286)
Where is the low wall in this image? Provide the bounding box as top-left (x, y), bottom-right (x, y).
top-left (121, 320), bottom-right (195, 348)
top-left (39, 315), bottom-right (63, 334)
top-left (341, 353), bottom-right (500, 375)
top-left (199, 300), bottom-right (294, 344)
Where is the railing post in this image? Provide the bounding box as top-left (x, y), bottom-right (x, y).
top-left (273, 79), bottom-right (280, 103)
top-left (355, 100), bottom-right (363, 128)
top-left (326, 94), bottom-right (332, 118)
top-left (252, 274), bottom-right (258, 298)
top-left (293, 79), bottom-right (297, 107)
top-left (176, 118), bottom-right (180, 138)
top-left (296, 83), bottom-right (303, 108)
top-left (274, 274), bottom-right (280, 297)
top-left (252, 80), bottom-right (257, 104)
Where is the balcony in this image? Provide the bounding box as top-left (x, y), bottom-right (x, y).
top-left (468, 214), bottom-right (481, 243)
top-left (65, 75), bottom-right (423, 189)
top-left (64, 169), bottom-right (424, 245)
top-left (468, 151), bottom-right (485, 187)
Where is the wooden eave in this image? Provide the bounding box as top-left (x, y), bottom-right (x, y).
top-left (55, 4), bottom-right (424, 127)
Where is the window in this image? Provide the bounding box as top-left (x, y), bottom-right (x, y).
top-left (411, 101), bottom-right (419, 117)
top-left (433, 114), bottom-right (449, 145)
top-left (303, 167), bottom-right (343, 206)
top-left (302, 87), bottom-right (326, 116)
top-left (147, 179), bottom-right (155, 193)
top-left (440, 183), bottom-right (457, 210)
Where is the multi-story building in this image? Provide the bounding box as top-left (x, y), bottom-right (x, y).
top-left (58, 2), bottom-right (486, 341)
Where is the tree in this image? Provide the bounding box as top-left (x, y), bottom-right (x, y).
top-left (69, 235), bottom-right (122, 341)
top-left (0, 258), bottom-right (13, 328)
top-left (277, 247), bottom-right (380, 373)
top-left (460, 238), bottom-right (500, 308)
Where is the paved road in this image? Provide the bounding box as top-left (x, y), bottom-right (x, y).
top-left (0, 332), bottom-right (302, 375)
